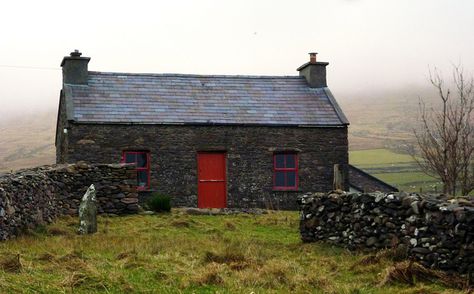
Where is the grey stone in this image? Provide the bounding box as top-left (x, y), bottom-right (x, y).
top-left (366, 237), bottom-right (377, 246)
top-left (5, 198), bottom-right (15, 216)
top-left (139, 211), bottom-right (155, 215)
top-left (411, 201), bottom-right (420, 214)
top-left (385, 222), bottom-right (396, 229)
top-left (120, 197), bottom-right (138, 204)
top-left (78, 184), bottom-right (98, 234)
top-left (412, 247), bottom-right (431, 254)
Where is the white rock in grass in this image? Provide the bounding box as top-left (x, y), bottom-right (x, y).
top-left (78, 184), bottom-right (97, 234)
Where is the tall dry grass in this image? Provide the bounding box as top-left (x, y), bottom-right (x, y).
top-left (0, 210), bottom-right (467, 293)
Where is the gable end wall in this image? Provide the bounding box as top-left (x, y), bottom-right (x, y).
top-left (55, 91), bottom-right (69, 164)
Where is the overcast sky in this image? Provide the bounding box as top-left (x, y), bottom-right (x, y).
top-left (1, 0), bottom-right (473, 120)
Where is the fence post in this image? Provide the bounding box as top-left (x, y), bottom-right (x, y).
top-left (333, 164), bottom-right (344, 191)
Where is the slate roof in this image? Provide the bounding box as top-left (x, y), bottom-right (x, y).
top-left (349, 165), bottom-right (399, 193)
top-left (65, 72), bottom-right (349, 126)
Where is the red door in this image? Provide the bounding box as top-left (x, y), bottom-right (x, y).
top-left (197, 152), bottom-right (227, 208)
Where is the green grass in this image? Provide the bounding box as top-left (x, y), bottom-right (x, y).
top-left (0, 212), bottom-right (464, 293)
top-left (350, 149), bottom-right (416, 166)
top-left (350, 148), bottom-right (440, 193)
top-left (373, 172), bottom-right (442, 193)
top-left (372, 172), bottom-right (439, 186)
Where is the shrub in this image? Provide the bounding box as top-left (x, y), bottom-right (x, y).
top-left (147, 193), bottom-right (171, 212)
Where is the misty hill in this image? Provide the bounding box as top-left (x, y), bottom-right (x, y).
top-left (0, 85), bottom-right (439, 172)
top-left (337, 85), bottom-right (438, 151)
top-left (0, 110), bottom-right (56, 172)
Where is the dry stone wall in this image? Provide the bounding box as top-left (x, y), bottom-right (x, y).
top-left (0, 163), bottom-right (137, 240)
top-left (299, 191), bottom-right (474, 274)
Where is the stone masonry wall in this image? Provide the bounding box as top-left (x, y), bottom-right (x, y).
top-left (60, 123), bottom-right (349, 210)
top-left (0, 163), bottom-right (137, 240)
top-left (299, 191), bottom-right (474, 274)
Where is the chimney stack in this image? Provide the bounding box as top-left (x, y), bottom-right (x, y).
top-left (297, 52), bottom-right (329, 88)
top-left (60, 50), bottom-right (90, 85)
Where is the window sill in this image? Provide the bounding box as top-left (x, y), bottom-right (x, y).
top-left (272, 189), bottom-right (302, 193)
top-left (137, 188), bottom-right (152, 192)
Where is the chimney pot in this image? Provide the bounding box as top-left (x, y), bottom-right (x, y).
top-left (309, 52), bottom-right (317, 63)
top-left (70, 50), bottom-right (82, 57)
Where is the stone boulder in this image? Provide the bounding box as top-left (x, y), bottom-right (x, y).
top-left (78, 184), bottom-right (97, 234)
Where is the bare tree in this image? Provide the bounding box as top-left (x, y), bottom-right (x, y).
top-left (413, 65), bottom-right (474, 196)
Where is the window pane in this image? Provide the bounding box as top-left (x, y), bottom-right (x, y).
top-left (287, 171), bottom-right (296, 187)
top-left (137, 153), bottom-right (147, 167)
top-left (286, 154), bottom-right (295, 168)
top-left (125, 152), bottom-right (136, 164)
top-left (275, 171), bottom-right (285, 187)
top-left (275, 154), bottom-right (285, 168)
top-left (137, 170), bottom-right (148, 187)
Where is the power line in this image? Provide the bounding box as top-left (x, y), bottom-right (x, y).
top-left (0, 64), bottom-right (60, 71)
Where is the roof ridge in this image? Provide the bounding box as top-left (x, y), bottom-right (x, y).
top-left (88, 71), bottom-right (303, 79)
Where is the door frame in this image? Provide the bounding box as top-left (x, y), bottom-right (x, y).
top-left (197, 151), bottom-right (227, 208)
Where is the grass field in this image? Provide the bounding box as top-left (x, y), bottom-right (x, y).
top-left (0, 211), bottom-right (464, 293)
top-left (350, 149), bottom-right (415, 166)
top-left (349, 149), bottom-right (441, 193)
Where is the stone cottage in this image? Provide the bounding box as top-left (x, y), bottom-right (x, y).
top-left (56, 50), bottom-right (351, 209)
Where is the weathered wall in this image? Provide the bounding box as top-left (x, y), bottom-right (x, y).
top-left (55, 90), bottom-right (68, 164)
top-left (0, 163), bottom-right (137, 240)
top-left (60, 123), bottom-right (349, 210)
top-left (299, 191), bottom-right (474, 273)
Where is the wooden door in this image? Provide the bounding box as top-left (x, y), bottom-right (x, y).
top-left (197, 152), bottom-right (227, 208)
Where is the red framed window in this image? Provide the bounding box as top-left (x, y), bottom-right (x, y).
top-left (273, 153), bottom-right (298, 190)
top-left (121, 151), bottom-right (150, 190)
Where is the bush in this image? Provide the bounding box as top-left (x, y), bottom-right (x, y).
top-left (147, 193), bottom-right (171, 212)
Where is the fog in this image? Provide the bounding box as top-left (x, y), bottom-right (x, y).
top-left (1, 0), bottom-right (474, 121)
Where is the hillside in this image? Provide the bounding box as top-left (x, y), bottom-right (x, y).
top-left (0, 110), bottom-right (56, 172)
top-left (337, 85), bottom-right (438, 151)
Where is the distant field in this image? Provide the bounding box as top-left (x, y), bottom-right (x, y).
top-left (349, 148), bottom-right (441, 193)
top-left (350, 149), bottom-right (415, 166)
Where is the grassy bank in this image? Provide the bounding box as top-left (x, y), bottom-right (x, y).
top-left (0, 211), bottom-right (463, 293)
